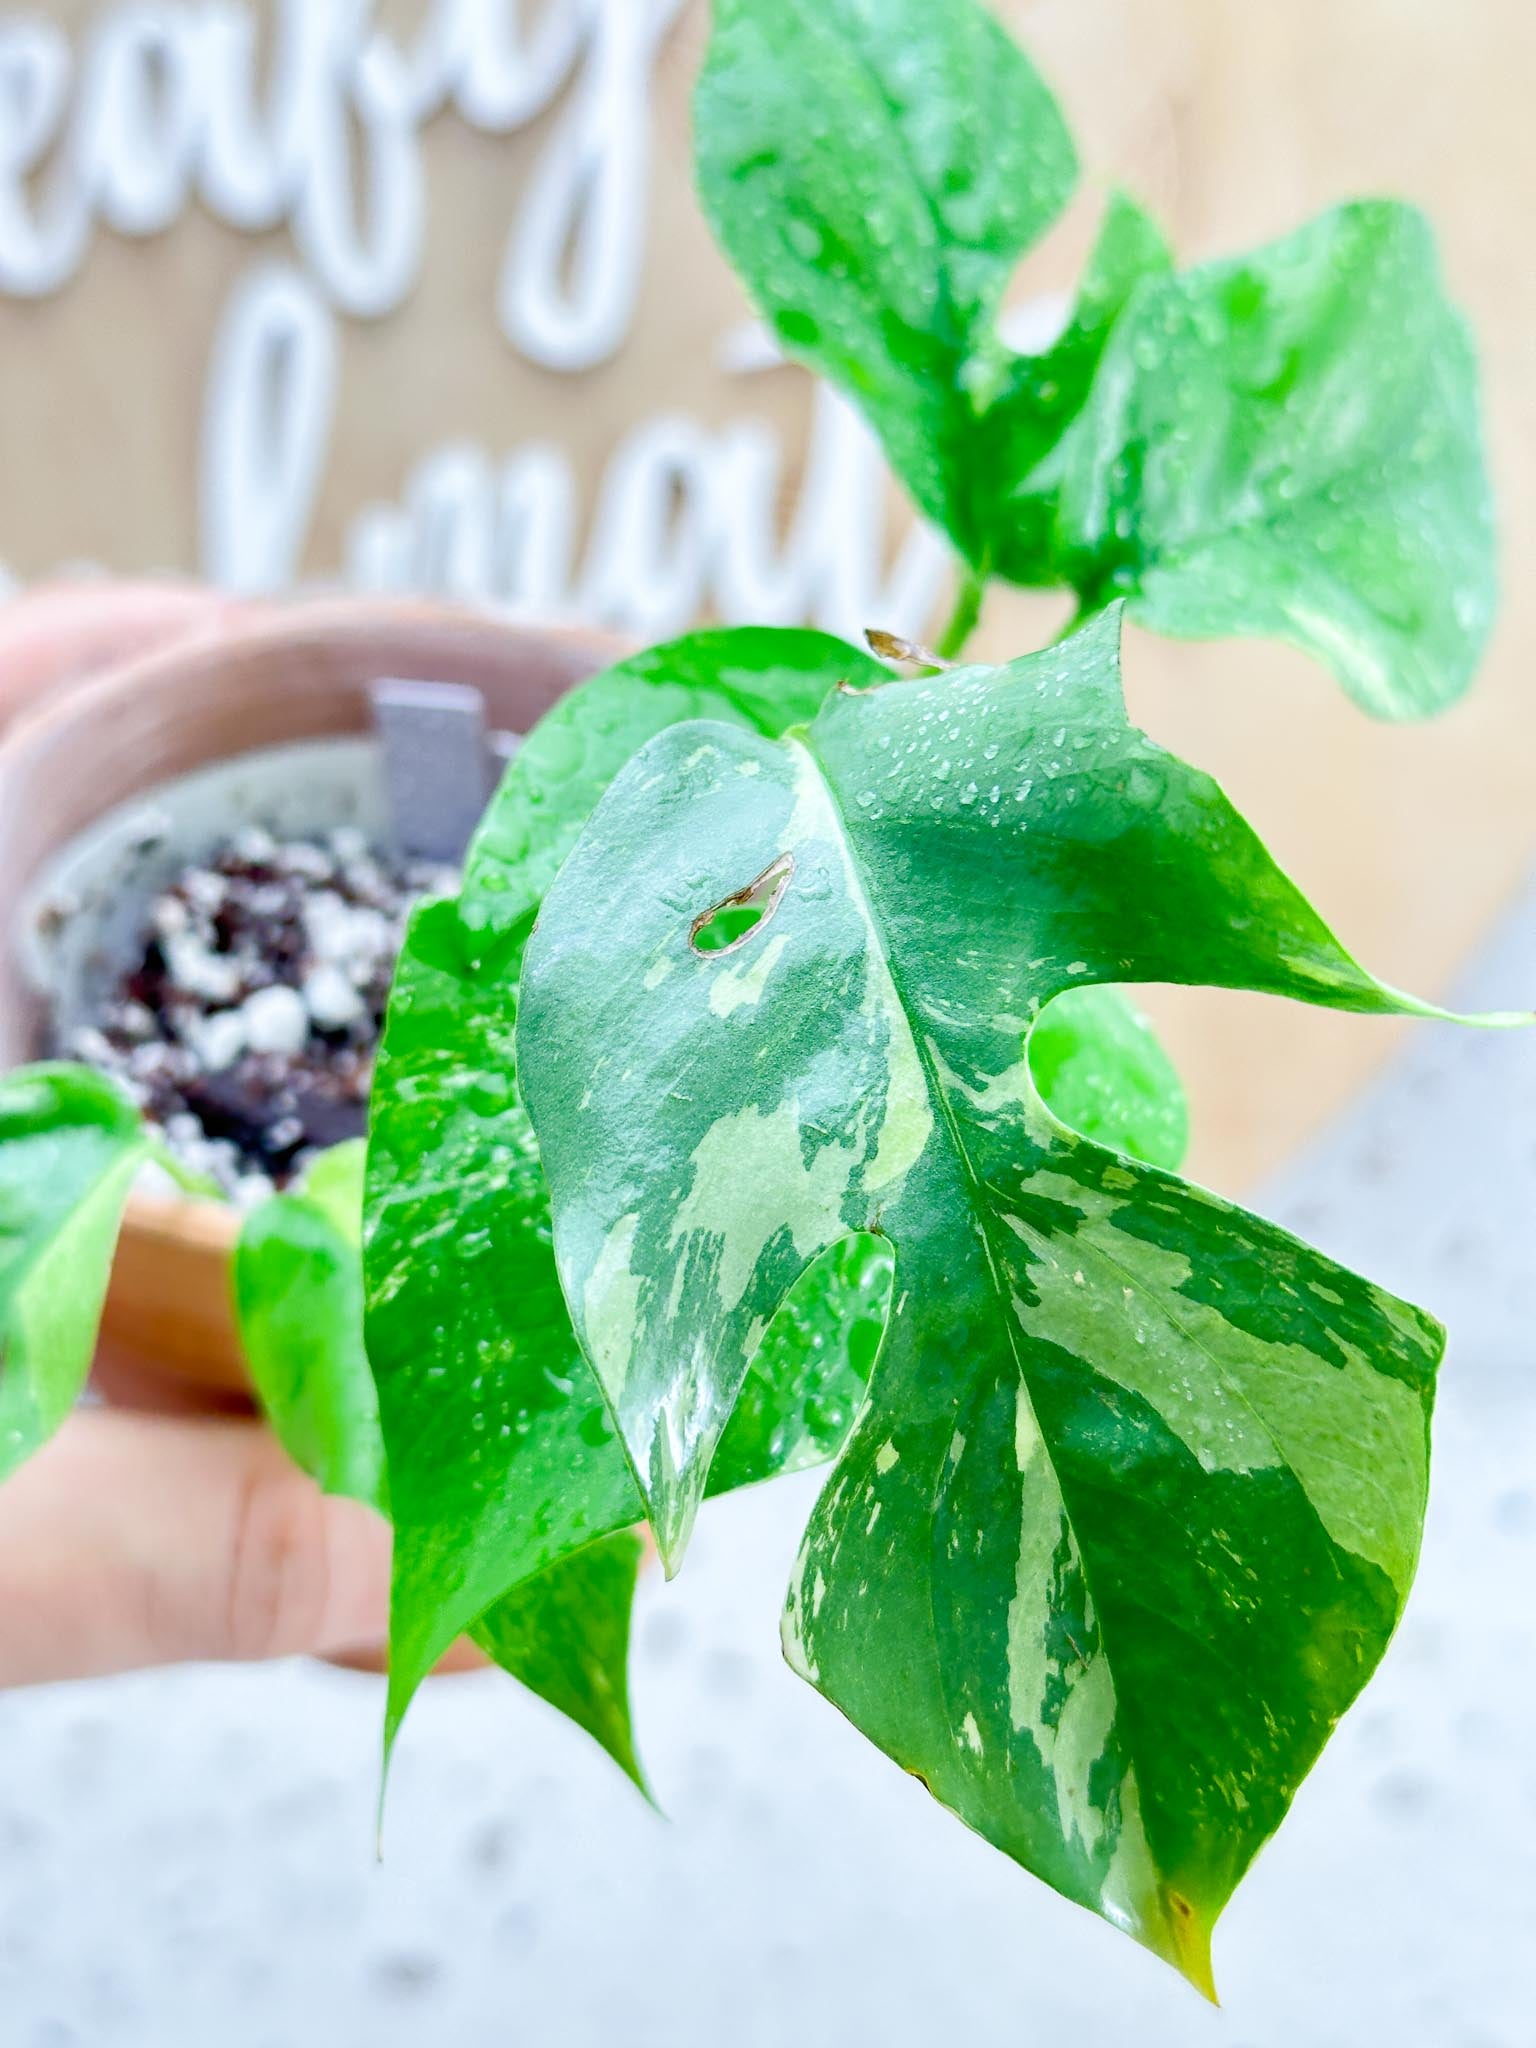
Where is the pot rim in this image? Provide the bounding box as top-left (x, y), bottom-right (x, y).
top-left (0, 594), bottom-right (631, 1251)
top-left (0, 593), bottom-right (631, 758)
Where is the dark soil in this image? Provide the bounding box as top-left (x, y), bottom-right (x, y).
top-left (60, 826), bottom-right (455, 1203)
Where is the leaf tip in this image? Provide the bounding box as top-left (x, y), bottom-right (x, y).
top-left (627, 1754), bottom-right (665, 1816)
top-left (643, 1449), bottom-right (707, 1579)
top-left (1161, 1890), bottom-right (1219, 2004)
top-left (651, 1516), bottom-right (690, 1582)
top-left (376, 1667), bottom-right (416, 1861)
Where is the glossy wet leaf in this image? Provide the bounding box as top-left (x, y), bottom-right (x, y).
top-left (518, 607), bottom-right (1480, 1987)
top-left (0, 1064), bottom-right (148, 1482)
top-left (1053, 201), bottom-right (1495, 716)
top-left (985, 190), bottom-right (1172, 586)
top-left (234, 1143), bottom-right (387, 1512)
top-left (364, 628), bottom-right (892, 1744)
top-left (696, 2), bottom-right (1492, 714)
top-left (469, 1531), bottom-right (650, 1795)
top-left (238, 1146), bottom-right (646, 1783)
top-left (366, 893), bottom-right (642, 1753)
top-left (1027, 985), bottom-right (1188, 1173)
top-left (365, 622), bottom-right (1190, 1750)
top-left (695, 0), bottom-right (1077, 564)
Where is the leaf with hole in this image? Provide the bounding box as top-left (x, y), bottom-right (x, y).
top-left (365, 623), bottom-right (1193, 1751)
top-left (0, 1064), bottom-right (149, 1483)
top-left (516, 607), bottom-right (1508, 1987)
top-left (363, 627), bottom-right (896, 1745)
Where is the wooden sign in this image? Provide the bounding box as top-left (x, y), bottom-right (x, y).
top-left (1, 0), bottom-right (1532, 1188)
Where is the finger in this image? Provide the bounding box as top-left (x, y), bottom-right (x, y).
top-left (326, 1634), bottom-right (489, 1677)
top-left (0, 1409), bottom-right (392, 1686)
top-left (0, 581), bottom-right (251, 733)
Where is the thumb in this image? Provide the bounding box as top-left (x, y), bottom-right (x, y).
top-left (0, 1409), bottom-right (392, 1687)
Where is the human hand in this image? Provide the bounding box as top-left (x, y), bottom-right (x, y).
top-left (0, 1408), bottom-right (393, 1687)
top-left (0, 578), bottom-right (251, 735)
top-left (0, 579), bottom-right (393, 1691)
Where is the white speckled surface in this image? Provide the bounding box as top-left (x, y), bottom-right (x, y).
top-left (2, 881), bottom-right (1533, 2048)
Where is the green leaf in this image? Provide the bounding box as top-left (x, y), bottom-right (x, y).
top-left (710, 1234), bottom-right (893, 1495)
top-left (1053, 201), bottom-right (1496, 716)
top-left (364, 629), bottom-right (893, 1744)
top-left (0, 1064), bottom-right (148, 1482)
top-left (366, 622), bottom-right (1186, 1746)
top-left (237, 1146), bottom-right (648, 1786)
top-left (1027, 985), bottom-right (1188, 1172)
top-left (234, 1143), bottom-right (387, 1513)
top-left (470, 1531), bottom-right (651, 1796)
top-left (984, 190), bottom-right (1173, 586)
top-left (366, 894), bottom-right (643, 1750)
top-left (694, 0), bottom-right (1077, 565)
top-left (516, 607), bottom-right (1487, 1988)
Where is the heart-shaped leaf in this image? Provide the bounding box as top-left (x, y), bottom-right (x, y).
top-left (1052, 201), bottom-right (1496, 717)
top-left (0, 1065), bottom-right (148, 1481)
top-left (516, 607), bottom-right (1505, 1986)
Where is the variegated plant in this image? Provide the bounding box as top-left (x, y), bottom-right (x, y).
top-left (514, 607), bottom-right (1507, 1991)
top-left (364, 0), bottom-right (1501, 1989)
top-left (0, 0), bottom-right (1509, 2006)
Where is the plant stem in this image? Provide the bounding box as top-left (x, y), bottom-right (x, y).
top-left (935, 566), bottom-right (985, 661)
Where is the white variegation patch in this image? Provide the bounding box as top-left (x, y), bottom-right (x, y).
top-left (668, 1099), bottom-right (860, 1316)
top-left (1014, 1154), bottom-right (1428, 1592)
top-left (707, 931), bottom-right (790, 1017)
top-left (927, 1041), bottom-right (1035, 1130)
top-left (581, 1212), bottom-right (643, 1399)
top-left (1004, 1399), bottom-right (1119, 1858)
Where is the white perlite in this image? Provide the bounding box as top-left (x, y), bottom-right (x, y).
top-left (239, 985), bottom-right (309, 1057)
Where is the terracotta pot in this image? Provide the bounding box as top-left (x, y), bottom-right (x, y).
top-left (0, 599), bottom-right (624, 1400)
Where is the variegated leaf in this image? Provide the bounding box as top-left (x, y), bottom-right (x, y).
top-left (517, 606), bottom-right (1496, 1987)
top-left (1052, 201), bottom-right (1496, 717)
top-left (364, 629), bottom-right (891, 1741)
top-left (364, 625), bottom-right (1186, 1752)
top-left (695, 0), bottom-right (1077, 566)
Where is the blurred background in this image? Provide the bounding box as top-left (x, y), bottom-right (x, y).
top-left (0, 2), bottom-right (1532, 2042)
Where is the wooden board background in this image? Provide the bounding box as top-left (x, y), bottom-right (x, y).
top-left (0, 0), bottom-right (1531, 1194)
